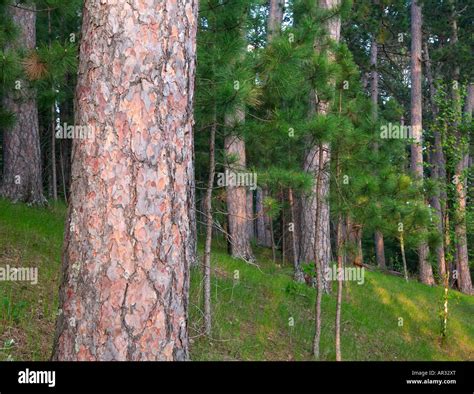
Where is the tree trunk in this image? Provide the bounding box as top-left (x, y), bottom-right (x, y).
top-left (256, 187), bottom-right (273, 247)
top-left (1, 3), bottom-right (45, 204)
top-left (312, 0), bottom-right (340, 359)
top-left (59, 138), bottom-right (68, 204)
top-left (312, 144), bottom-right (325, 359)
top-left (256, 187), bottom-right (266, 245)
top-left (452, 81), bottom-right (473, 294)
top-left (400, 231), bottom-right (409, 282)
top-left (300, 144), bottom-right (332, 291)
top-left (53, 0), bottom-right (198, 360)
top-left (203, 116), bottom-right (217, 336)
top-left (267, 0), bottom-right (285, 41)
top-left (247, 189), bottom-right (255, 240)
top-left (51, 105), bottom-right (58, 201)
top-left (410, 0), bottom-right (434, 285)
top-left (450, 5), bottom-right (472, 294)
top-left (225, 130), bottom-right (255, 262)
top-left (347, 218), bottom-right (363, 266)
top-left (335, 212), bottom-right (343, 361)
top-left (335, 151), bottom-right (344, 361)
top-left (269, 213), bottom-right (276, 263)
top-left (301, 0), bottom-right (339, 293)
top-left (370, 36), bottom-right (386, 270)
top-left (289, 188), bottom-right (304, 282)
top-left (424, 41), bottom-right (447, 281)
top-left (48, 9), bottom-right (58, 202)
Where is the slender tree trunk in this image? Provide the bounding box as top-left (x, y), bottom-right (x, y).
top-left (346, 218), bottom-right (363, 267)
top-left (335, 212), bottom-right (343, 361)
top-left (203, 112), bottom-right (217, 336)
top-left (263, 189), bottom-right (273, 247)
top-left (247, 189), bottom-right (255, 240)
top-left (270, 214), bottom-right (276, 263)
top-left (53, 0), bottom-right (198, 360)
top-left (256, 187), bottom-right (273, 247)
top-left (370, 36), bottom-right (386, 269)
top-left (410, 0), bottom-right (434, 285)
top-left (357, 227), bottom-right (363, 266)
top-left (289, 188), bottom-right (304, 282)
top-left (48, 9), bottom-right (58, 202)
top-left (312, 144), bottom-right (324, 359)
top-left (59, 139), bottom-right (68, 204)
top-left (335, 152), bottom-right (343, 361)
top-left (189, 144), bottom-right (198, 270)
top-left (400, 231), bottom-right (409, 282)
top-left (281, 189), bottom-right (286, 264)
top-left (1, 3), bottom-right (45, 204)
top-left (256, 187), bottom-right (267, 245)
top-left (51, 107), bottom-right (58, 201)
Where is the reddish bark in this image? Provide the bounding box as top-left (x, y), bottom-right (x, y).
top-left (225, 129), bottom-right (255, 262)
top-left (410, 0), bottom-right (435, 285)
top-left (53, 0), bottom-right (198, 360)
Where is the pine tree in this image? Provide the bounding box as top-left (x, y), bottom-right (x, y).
top-left (410, 0), bottom-right (435, 285)
top-left (53, 0), bottom-right (198, 360)
top-left (1, 2), bottom-right (45, 204)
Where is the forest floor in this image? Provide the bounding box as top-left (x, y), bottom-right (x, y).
top-left (0, 199), bottom-right (473, 361)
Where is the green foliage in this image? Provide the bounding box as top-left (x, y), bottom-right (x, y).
top-left (0, 297), bottom-right (28, 323)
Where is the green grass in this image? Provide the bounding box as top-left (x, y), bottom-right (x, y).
top-left (0, 198), bottom-right (473, 361)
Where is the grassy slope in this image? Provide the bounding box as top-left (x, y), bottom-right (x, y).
top-left (0, 199), bottom-right (473, 361)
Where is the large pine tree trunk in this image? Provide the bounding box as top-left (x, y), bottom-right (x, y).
top-left (453, 80), bottom-right (473, 294)
top-left (424, 41), bottom-right (447, 281)
top-left (225, 126), bottom-right (254, 261)
top-left (410, 0), bottom-right (434, 285)
top-left (1, 3), bottom-right (45, 204)
top-left (53, 0), bottom-right (198, 361)
top-left (370, 37), bottom-right (386, 270)
top-left (450, 6), bottom-right (472, 294)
